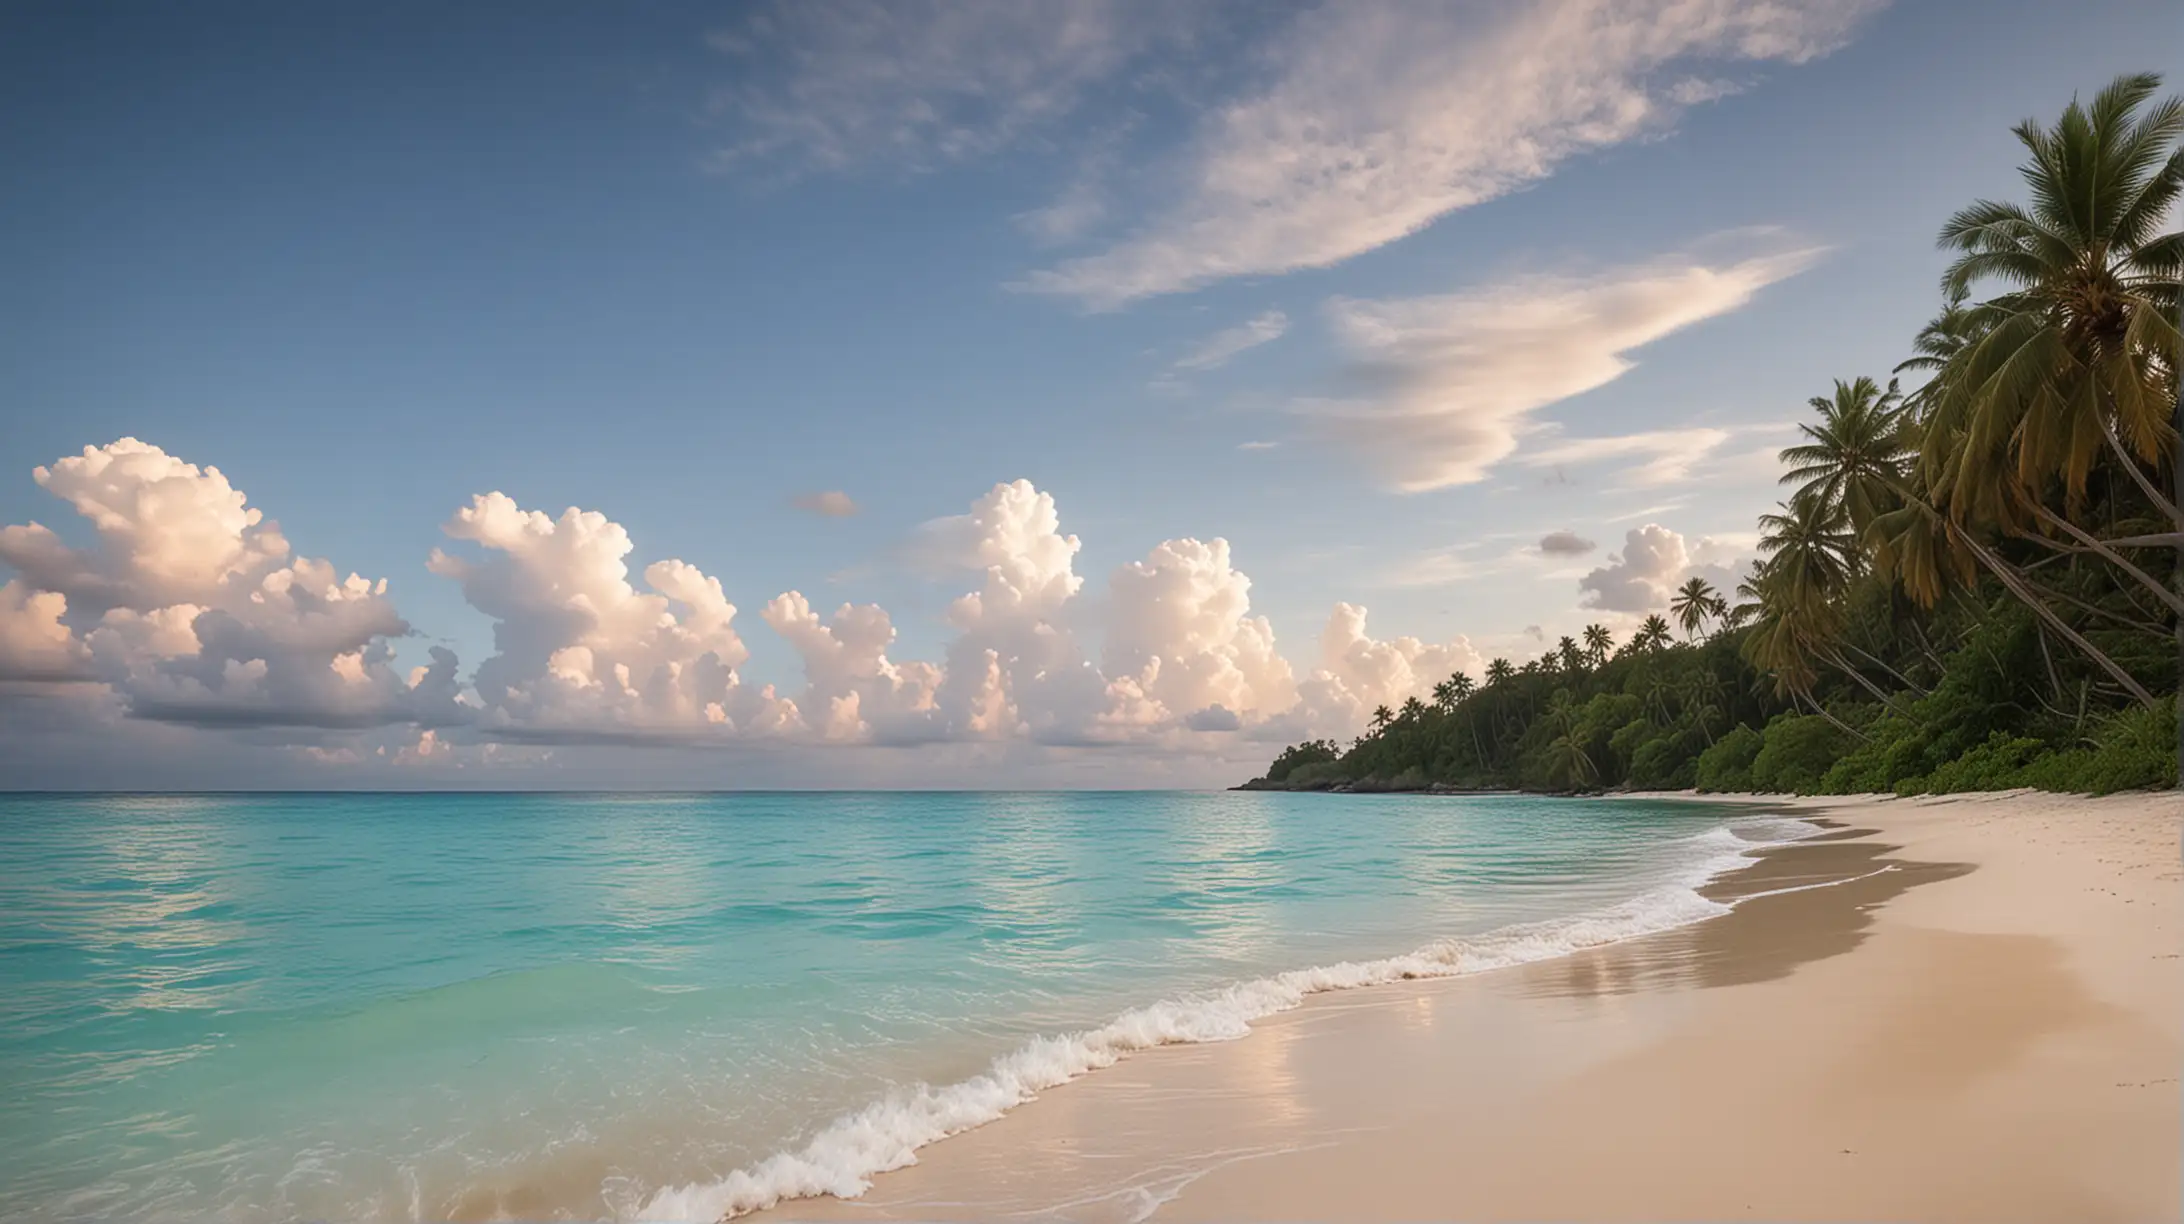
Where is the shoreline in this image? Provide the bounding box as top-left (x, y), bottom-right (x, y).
top-left (746, 789), bottom-right (2179, 1223)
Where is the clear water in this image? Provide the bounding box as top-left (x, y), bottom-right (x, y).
top-left (0, 791), bottom-right (1779, 1223)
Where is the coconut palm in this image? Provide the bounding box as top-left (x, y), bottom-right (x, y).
top-left (1779, 376), bottom-right (1913, 538)
top-left (1431, 679), bottom-right (1458, 712)
top-left (1400, 695), bottom-right (1426, 723)
top-left (1582, 624), bottom-right (1614, 665)
top-left (1669, 577), bottom-right (1725, 640)
top-left (1449, 672), bottom-right (1475, 702)
top-left (1631, 614), bottom-right (1674, 653)
top-left (1484, 658), bottom-right (1514, 686)
top-left (1556, 637), bottom-right (1585, 674)
top-left (1370, 705), bottom-right (1394, 730)
top-left (1925, 71), bottom-right (2181, 521)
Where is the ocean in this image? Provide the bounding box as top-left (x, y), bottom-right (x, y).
top-left (0, 791), bottom-right (1809, 1222)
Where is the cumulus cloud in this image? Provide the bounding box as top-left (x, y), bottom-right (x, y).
top-left (1171, 309), bottom-right (1289, 373)
top-left (1027, 0), bottom-right (1879, 306)
top-left (1538, 530), bottom-right (1596, 557)
top-left (762, 592), bottom-right (941, 742)
top-left (1101, 536), bottom-right (1297, 730)
top-left (0, 444), bottom-right (1507, 774)
top-left (792, 490), bottom-right (861, 517)
top-left (703, 0), bottom-right (1190, 176)
top-left (1283, 603), bottom-right (1481, 737)
top-left (427, 494), bottom-right (795, 744)
top-left (1307, 243), bottom-right (1821, 491)
top-left (1578, 522), bottom-right (1749, 614)
top-left (0, 580), bottom-right (88, 682)
top-left (0, 439), bottom-right (454, 729)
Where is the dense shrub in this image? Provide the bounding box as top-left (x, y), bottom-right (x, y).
top-left (1749, 714), bottom-right (1853, 793)
top-left (1695, 725), bottom-right (1764, 792)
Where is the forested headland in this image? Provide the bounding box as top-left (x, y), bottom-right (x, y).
top-left (1242, 73), bottom-right (2183, 798)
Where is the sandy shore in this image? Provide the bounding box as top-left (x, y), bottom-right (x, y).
top-left (769, 789), bottom-right (2179, 1223)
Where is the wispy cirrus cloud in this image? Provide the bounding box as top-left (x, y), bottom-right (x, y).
top-left (703, 0), bottom-right (1194, 177)
top-left (1172, 309), bottom-right (1289, 373)
top-left (1301, 239), bottom-right (1824, 493)
top-left (1024, 0), bottom-right (1883, 307)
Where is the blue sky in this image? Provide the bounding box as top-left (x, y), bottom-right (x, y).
top-left (1, 0), bottom-right (2177, 787)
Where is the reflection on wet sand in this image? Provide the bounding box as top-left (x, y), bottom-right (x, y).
top-left (1509, 826), bottom-right (1975, 1000)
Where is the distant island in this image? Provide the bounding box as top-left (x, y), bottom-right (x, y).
top-left (1243, 73), bottom-right (2182, 800)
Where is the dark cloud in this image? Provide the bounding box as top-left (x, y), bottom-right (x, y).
top-left (1538, 530), bottom-right (1596, 556)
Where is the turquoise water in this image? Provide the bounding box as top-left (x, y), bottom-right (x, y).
top-left (0, 791), bottom-right (1794, 1222)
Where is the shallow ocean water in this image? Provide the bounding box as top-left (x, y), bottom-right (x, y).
top-left (0, 790), bottom-right (1794, 1222)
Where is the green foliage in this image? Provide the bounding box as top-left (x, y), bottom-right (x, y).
top-left (1265, 739), bottom-right (1340, 783)
top-left (1694, 726), bottom-right (1764, 793)
top-left (1749, 714), bottom-right (1853, 793)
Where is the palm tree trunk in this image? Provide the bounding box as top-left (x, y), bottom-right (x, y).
top-left (1940, 519), bottom-right (2162, 709)
top-left (2172, 389), bottom-right (2182, 789)
top-left (2024, 503), bottom-right (2184, 617)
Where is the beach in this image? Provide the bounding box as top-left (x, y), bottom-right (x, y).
top-left (770, 790), bottom-right (2180, 1223)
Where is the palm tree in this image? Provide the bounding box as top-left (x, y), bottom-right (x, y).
top-left (1449, 672), bottom-right (1475, 702)
top-left (1484, 658), bottom-right (1514, 686)
top-left (1779, 376), bottom-right (1912, 538)
top-left (1916, 72), bottom-right (2181, 738)
top-left (1582, 624), bottom-right (1613, 666)
top-left (1400, 695), bottom-right (1427, 723)
top-left (1926, 72), bottom-right (2180, 518)
top-left (1432, 679), bottom-right (1458, 712)
top-left (1370, 705), bottom-right (1394, 731)
top-left (1632, 614), bottom-right (1674, 653)
top-left (1556, 637), bottom-right (1585, 674)
top-left (1670, 577), bottom-right (1724, 640)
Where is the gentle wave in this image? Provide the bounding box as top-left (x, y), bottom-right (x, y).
top-left (636, 816), bottom-right (1819, 1222)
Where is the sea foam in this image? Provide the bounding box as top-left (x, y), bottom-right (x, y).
top-left (635, 815), bottom-right (1819, 1222)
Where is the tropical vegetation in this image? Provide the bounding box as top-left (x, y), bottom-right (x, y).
top-left (1245, 73), bottom-right (2181, 797)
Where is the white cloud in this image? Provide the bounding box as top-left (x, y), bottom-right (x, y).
top-left (1027, 0), bottom-right (1879, 306)
top-left (0, 580), bottom-right (87, 681)
top-left (1518, 427), bottom-right (1733, 487)
top-left (762, 592), bottom-right (942, 742)
top-left (703, 0), bottom-right (1185, 176)
top-left (427, 493), bottom-right (794, 743)
top-left (1577, 522), bottom-right (1749, 614)
top-left (1171, 309), bottom-right (1289, 373)
top-left (928, 479), bottom-right (1110, 743)
top-left (0, 445), bottom-right (1524, 774)
top-left (1101, 536), bottom-right (1297, 729)
top-left (0, 439), bottom-right (453, 730)
top-left (1278, 602), bottom-right (1481, 738)
top-left (1307, 243), bottom-right (1821, 491)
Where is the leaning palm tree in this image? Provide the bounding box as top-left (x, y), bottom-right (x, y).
top-left (1779, 376), bottom-right (1913, 538)
top-left (1582, 624), bottom-right (1613, 666)
top-left (1670, 577), bottom-right (1723, 640)
top-left (1915, 71), bottom-right (2181, 745)
top-left (1926, 72), bottom-right (2181, 521)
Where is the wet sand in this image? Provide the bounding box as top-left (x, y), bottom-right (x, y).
top-left (770, 790), bottom-right (2179, 1223)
